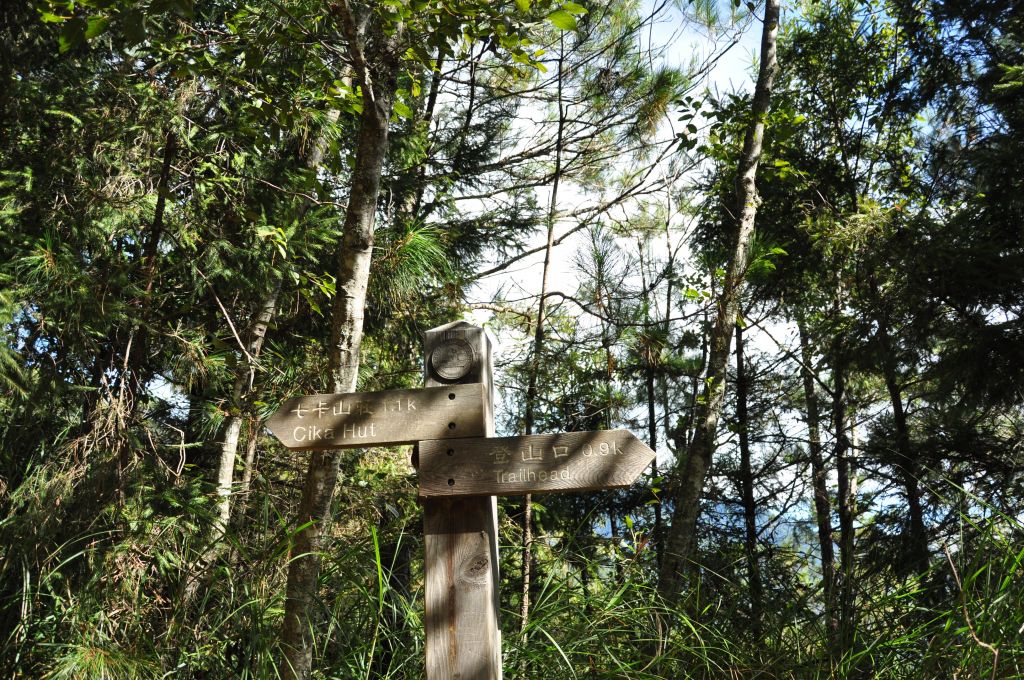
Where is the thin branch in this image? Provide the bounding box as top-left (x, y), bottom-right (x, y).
top-left (943, 543), bottom-right (1000, 680)
top-left (464, 302), bottom-right (533, 321)
top-left (543, 291), bottom-right (707, 327)
top-left (332, 0), bottom-right (374, 102)
top-left (193, 267), bottom-right (256, 367)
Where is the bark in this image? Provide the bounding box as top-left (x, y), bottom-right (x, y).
top-left (735, 322), bottom-right (763, 634)
top-left (212, 102), bottom-right (340, 539)
top-left (127, 129), bottom-right (177, 382)
top-left (682, 300), bottom-right (709, 451)
top-left (110, 128), bottom-right (176, 433)
top-left (279, 10), bottom-right (401, 679)
top-left (143, 131), bottom-right (176, 296)
top-left (832, 299), bottom-right (855, 659)
top-left (110, 129), bottom-right (178, 503)
top-left (797, 316), bottom-right (836, 642)
top-left (639, 244), bottom-right (663, 569)
top-left (876, 312), bottom-right (928, 573)
top-left (212, 282), bottom-right (280, 536)
top-left (658, 0), bottom-right (780, 606)
top-left (520, 34), bottom-right (566, 638)
top-left (239, 417), bottom-right (259, 499)
top-left (598, 273), bottom-right (622, 584)
top-left (646, 358), bottom-right (663, 568)
top-left (411, 53), bottom-right (445, 218)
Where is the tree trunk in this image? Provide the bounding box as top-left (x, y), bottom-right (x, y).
top-left (639, 243), bottom-right (663, 570)
top-left (831, 298), bottom-right (855, 660)
top-left (411, 53), bottom-right (445, 218)
top-left (212, 102), bottom-right (340, 540)
top-left (279, 12), bottom-right (400, 678)
top-left (797, 316), bottom-right (836, 644)
top-left (658, 0), bottom-right (780, 606)
top-left (110, 129), bottom-right (178, 505)
top-left (682, 297), bottom-right (709, 451)
top-left (124, 128), bottom-right (177, 389)
top-left (520, 33), bottom-right (566, 638)
top-left (239, 417), bottom-right (259, 501)
top-left (213, 281), bottom-right (281, 536)
top-left (876, 313), bottom-right (928, 573)
top-left (735, 321), bottom-right (762, 635)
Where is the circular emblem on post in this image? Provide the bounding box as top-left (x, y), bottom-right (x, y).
top-left (430, 338), bottom-right (476, 381)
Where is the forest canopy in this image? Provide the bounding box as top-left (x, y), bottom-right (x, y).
top-left (1, 0), bottom-right (1022, 677)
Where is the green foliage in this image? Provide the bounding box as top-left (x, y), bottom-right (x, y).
top-left (1, 0), bottom-right (1023, 677)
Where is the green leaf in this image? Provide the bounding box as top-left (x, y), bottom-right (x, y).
top-left (393, 100), bottom-right (412, 119)
top-left (85, 16), bottom-right (110, 40)
top-left (562, 2), bottom-right (587, 15)
top-left (44, 109), bottom-right (83, 126)
top-left (58, 19), bottom-right (86, 53)
top-left (546, 9), bottom-right (577, 30)
top-left (515, 0), bottom-right (531, 11)
top-left (122, 9), bottom-right (145, 45)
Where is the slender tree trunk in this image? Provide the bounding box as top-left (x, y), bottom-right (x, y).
top-left (831, 294), bottom-right (855, 660)
top-left (658, 0), bottom-right (780, 606)
top-left (797, 316), bottom-right (837, 645)
top-left (213, 102), bottom-right (340, 539)
top-left (639, 243), bottom-right (663, 569)
top-left (520, 34), bottom-right (566, 638)
top-left (876, 313), bottom-right (928, 573)
top-left (598, 279), bottom-right (623, 584)
top-left (411, 53), bottom-right (445, 218)
top-left (735, 321), bottom-right (762, 635)
top-left (682, 297), bottom-right (709, 451)
top-left (646, 360), bottom-right (662, 566)
top-left (279, 11), bottom-right (401, 678)
top-left (239, 417), bottom-right (259, 499)
top-left (126, 129), bottom-right (177, 383)
top-left (110, 129), bottom-right (178, 504)
top-left (191, 137), bottom-right (327, 595)
top-left (213, 281), bottom-right (281, 535)
top-left (661, 211), bottom-right (679, 463)
top-left (463, 44), bottom-right (481, 134)
top-left (111, 129), bottom-right (176, 455)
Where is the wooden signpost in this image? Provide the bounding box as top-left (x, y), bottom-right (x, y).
top-left (270, 321), bottom-right (656, 679)
top-left (420, 322), bottom-right (502, 679)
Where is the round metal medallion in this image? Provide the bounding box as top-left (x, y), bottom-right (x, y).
top-left (430, 338), bottom-right (475, 381)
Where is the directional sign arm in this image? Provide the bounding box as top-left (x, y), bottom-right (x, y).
top-left (418, 429), bottom-right (656, 497)
top-left (267, 383), bottom-right (485, 450)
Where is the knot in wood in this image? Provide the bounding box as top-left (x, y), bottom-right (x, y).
top-left (459, 552), bottom-right (491, 584)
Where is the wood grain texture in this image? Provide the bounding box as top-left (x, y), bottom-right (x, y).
top-left (421, 322), bottom-right (501, 680)
top-left (423, 496), bottom-right (501, 679)
top-left (418, 430), bottom-right (656, 498)
top-left (266, 383), bottom-right (484, 450)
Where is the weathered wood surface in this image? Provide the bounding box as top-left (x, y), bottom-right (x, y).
top-left (421, 322), bottom-right (502, 680)
top-left (423, 495), bottom-right (501, 679)
top-left (266, 383), bottom-right (485, 450)
top-left (418, 429), bottom-right (656, 498)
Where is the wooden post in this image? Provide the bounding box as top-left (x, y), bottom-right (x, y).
top-left (421, 322), bottom-right (502, 679)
